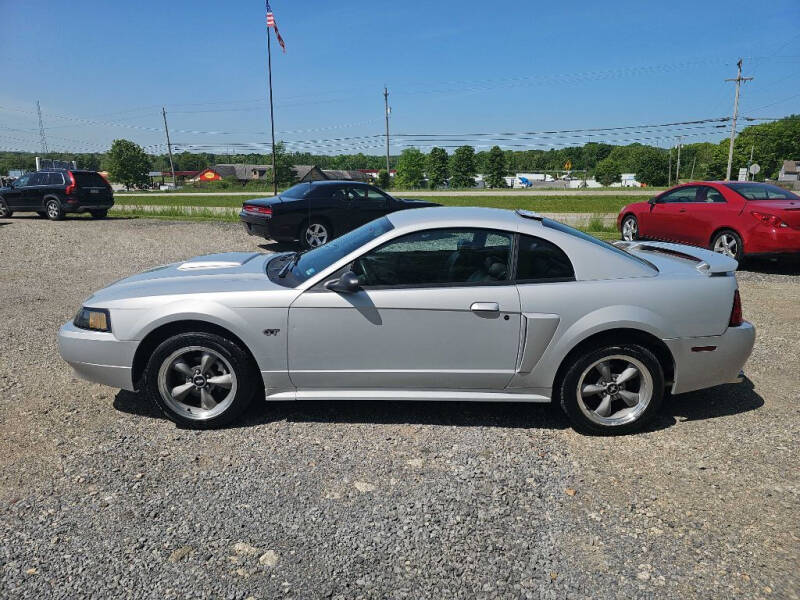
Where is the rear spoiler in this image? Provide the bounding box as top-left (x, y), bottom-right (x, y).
top-left (613, 240), bottom-right (738, 276)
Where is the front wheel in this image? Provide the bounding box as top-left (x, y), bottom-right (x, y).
top-left (144, 332), bottom-right (258, 428)
top-left (0, 200), bottom-right (12, 218)
top-left (300, 220), bottom-right (331, 249)
top-left (90, 209), bottom-right (108, 219)
top-left (558, 343), bottom-right (664, 435)
top-left (45, 198), bottom-right (64, 221)
top-left (711, 230), bottom-right (743, 262)
top-left (621, 215), bottom-right (639, 241)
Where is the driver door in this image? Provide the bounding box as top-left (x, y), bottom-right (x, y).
top-left (287, 228), bottom-right (522, 390)
top-left (4, 174), bottom-right (30, 210)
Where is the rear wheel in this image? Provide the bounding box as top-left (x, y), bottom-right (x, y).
top-left (45, 198), bottom-right (64, 221)
top-left (0, 200), bottom-right (12, 218)
top-left (144, 332), bottom-right (258, 429)
top-left (711, 229), bottom-right (743, 262)
top-left (559, 343), bottom-right (664, 435)
top-left (621, 215), bottom-right (639, 241)
top-left (90, 209), bottom-right (108, 219)
top-left (300, 220), bottom-right (331, 249)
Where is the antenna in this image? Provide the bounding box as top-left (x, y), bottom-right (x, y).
top-left (36, 100), bottom-right (48, 155)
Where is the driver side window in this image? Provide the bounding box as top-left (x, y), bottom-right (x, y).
top-left (353, 228), bottom-right (512, 287)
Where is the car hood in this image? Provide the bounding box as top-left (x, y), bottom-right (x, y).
top-left (85, 252), bottom-right (288, 305)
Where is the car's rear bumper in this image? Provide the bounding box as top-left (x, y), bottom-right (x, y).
top-left (745, 226), bottom-right (800, 255)
top-left (58, 321), bottom-right (137, 391)
top-left (239, 212), bottom-right (295, 241)
top-left (665, 321), bottom-right (755, 395)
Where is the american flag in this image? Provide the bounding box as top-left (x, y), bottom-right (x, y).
top-left (266, 1), bottom-right (286, 53)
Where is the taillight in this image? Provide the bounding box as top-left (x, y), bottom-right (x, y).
top-left (243, 204), bottom-right (272, 216)
top-left (65, 171), bottom-right (76, 195)
top-left (751, 211), bottom-right (788, 228)
top-left (729, 289), bottom-right (743, 327)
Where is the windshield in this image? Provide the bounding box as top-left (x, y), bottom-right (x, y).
top-left (279, 217), bottom-right (394, 285)
top-left (726, 182), bottom-right (800, 200)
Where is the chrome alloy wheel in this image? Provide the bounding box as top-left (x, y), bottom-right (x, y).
top-left (621, 217), bottom-right (638, 241)
top-left (157, 346), bottom-right (238, 421)
top-left (576, 354), bottom-right (653, 427)
top-left (46, 200), bottom-right (61, 219)
top-left (713, 233), bottom-right (738, 258)
top-left (305, 223), bottom-right (329, 247)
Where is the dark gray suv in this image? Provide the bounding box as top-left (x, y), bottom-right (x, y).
top-left (0, 169), bottom-right (114, 220)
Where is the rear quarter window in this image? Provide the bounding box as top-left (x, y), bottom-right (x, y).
top-left (516, 234), bottom-right (575, 282)
top-left (73, 172), bottom-right (109, 187)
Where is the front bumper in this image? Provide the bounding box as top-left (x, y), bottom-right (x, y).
top-left (58, 321), bottom-right (138, 391)
top-left (665, 321), bottom-right (755, 395)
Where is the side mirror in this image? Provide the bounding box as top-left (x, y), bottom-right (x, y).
top-left (325, 270), bottom-right (360, 293)
top-left (648, 196), bottom-right (658, 205)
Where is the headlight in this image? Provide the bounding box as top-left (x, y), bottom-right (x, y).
top-left (74, 307), bottom-right (111, 332)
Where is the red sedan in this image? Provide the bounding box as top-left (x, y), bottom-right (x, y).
top-left (617, 181), bottom-right (800, 261)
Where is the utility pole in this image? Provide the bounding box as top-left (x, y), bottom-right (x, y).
top-left (266, 29), bottom-right (277, 196)
top-left (36, 100), bottom-right (48, 155)
top-left (725, 59), bottom-right (753, 181)
top-left (747, 145), bottom-right (754, 180)
top-left (384, 86), bottom-right (391, 173)
top-left (690, 156), bottom-right (696, 180)
top-left (675, 136), bottom-right (684, 183)
top-left (668, 146), bottom-right (672, 187)
top-left (162, 107), bottom-right (177, 189)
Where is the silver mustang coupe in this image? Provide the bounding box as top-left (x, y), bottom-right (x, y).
top-left (59, 207), bottom-right (755, 434)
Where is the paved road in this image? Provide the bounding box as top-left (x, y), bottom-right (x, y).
top-left (1, 217), bottom-right (797, 599)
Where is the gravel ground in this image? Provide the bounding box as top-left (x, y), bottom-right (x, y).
top-left (0, 216), bottom-right (798, 599)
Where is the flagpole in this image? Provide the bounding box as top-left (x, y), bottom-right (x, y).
top-left (266, 23), bottom-right (277, 196)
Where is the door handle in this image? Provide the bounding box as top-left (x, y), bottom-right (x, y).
top-left (470, 302), bottom-right (499, 312)
top-left (679, 208), bottom-right (687, 213)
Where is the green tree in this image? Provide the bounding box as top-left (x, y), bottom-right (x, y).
top-left (594, 158), bottom-right (622, 186)
top-left (485, 145), bottom-right (507, 188)
top-left (449, 145), bottom-right (476, 188)
top-left (377, 169), bottom-right (391, 189)
top-left (395, 147), bottom-right (427, 189)
top-left (426, 147), bottom-right (449, 189)
top-left (265, 142), bottom-right (296, 188)
top-left (106, 139), bottom-right (151, 189)
top-left (624, 145), bottom-right (669, 186)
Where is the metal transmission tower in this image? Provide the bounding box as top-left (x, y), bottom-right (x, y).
top-left (36, 101), bottom-right (48, 155)
top-left (724, 59), bottom-right (753, 181)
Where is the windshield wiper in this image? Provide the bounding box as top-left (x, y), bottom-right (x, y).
top-left (278, 251), bottom-right (302, 278)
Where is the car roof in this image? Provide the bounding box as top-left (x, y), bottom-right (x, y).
top-left (306, 180), bottom-right (368, 187)
top-left (386, 206), bottom-right (527, 231)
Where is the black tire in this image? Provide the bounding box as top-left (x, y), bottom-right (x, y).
top-left (90, 209), bottom-right (108, 219)
top-left (45, 198), bottom-right (65, 221)
top-left (558, 343), bottom-right (664, 435)
top-left (0, 199), bottom-right (12, 218)
top-left (36, 211), bottom-right (47, 218)
top-left (710, 229), bottom-right (744, 263)
top-left (143, 331), bottom-right (259, 429)
top-left (621, 214), bottom-right (639, 241)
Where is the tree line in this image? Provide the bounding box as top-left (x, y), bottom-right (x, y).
top-left (1, 115), bottom-right (796, 189)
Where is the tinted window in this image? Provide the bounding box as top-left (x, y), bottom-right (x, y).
top-left (354, 228), bottom-right (512, 287)
top-left (345, 186), bottom-right (367, 201)
top-left (659, 186), bottom-right (698, 203)
top-left (47, 172), bottom-right (64, 185)
top-left (367, 187), bottom-right (390, 202)
top-left (726, 182), bottom-right (800, 200)
top-left (281, 182), bottom-right (313, 199)
top-left (701, 187), bottom-right (726, 203)
top-left (14, 174), bottom-right (31, 187)
top-left (516, 235), bottom-right (575, 281)
top-left (30, 173), bottom-right (48, 186)
top-left (73, 172), bottom-right (108, 187)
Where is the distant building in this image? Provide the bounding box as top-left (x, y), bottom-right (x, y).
top-left (778, 160), bottom-right (799, 182)
top-left (321, 169), bottom-right (367, 181)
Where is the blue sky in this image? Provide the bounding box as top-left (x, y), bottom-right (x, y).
top-left (1, 0), bottom-right (798, 156)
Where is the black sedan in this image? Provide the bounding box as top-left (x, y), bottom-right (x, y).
top-left (239, 180), bottom-right (440, 248)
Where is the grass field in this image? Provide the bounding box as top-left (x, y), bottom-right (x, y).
top-left (113, 194), bottom-right (633, 213)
